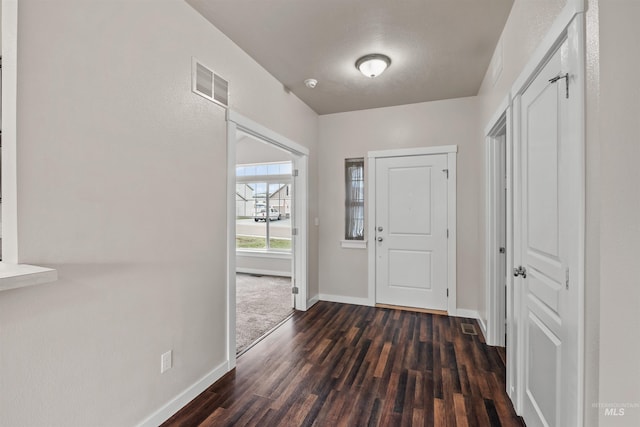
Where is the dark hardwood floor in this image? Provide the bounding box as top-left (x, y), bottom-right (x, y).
top-left (162, 301), bottom-right (523, 427)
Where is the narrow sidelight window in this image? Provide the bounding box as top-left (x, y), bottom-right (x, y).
top-left (345, 158), bottom-right (365, 240)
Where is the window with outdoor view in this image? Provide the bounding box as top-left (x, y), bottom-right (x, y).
top-left (235, 161), bottom-right (292, 251)
top-left (345, 158), bottom-right (365, 240)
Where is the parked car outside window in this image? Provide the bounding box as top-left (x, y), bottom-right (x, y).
top-left (254, 207), bottom-right (281, 221)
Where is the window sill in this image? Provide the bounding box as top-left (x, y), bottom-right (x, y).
top-left (236, 250), bottom-right (292, 259)
top-left (0, 263), bottom-right (58, 292)
top-left (340, 240), bottom-right (367, 249)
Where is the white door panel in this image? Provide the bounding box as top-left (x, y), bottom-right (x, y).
top-left (388, 249), bottom-right (432, 289)
top-left (526, 312), bottom-right (561, 425)
top-left (516, 38), bottom-right (579, 427)
top-left (387, 166), bottom-right (432, 234)
top-left (375, 154), bottom-right (448, 310)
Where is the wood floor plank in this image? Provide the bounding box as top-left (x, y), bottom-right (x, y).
top-left (161, 301), bottom-right (524, 427)
top-left (453, 393), bottom-right (470, 427)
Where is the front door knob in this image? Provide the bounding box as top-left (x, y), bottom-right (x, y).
top-left (513, 266), bottom-right (527, 278)
top-left (377, 237), bottom-right (383, 242)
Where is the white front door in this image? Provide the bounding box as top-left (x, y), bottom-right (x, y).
top-left (374, 154), bottom-right (448, 310)
top-left (515, 39), bottom-right (580, 427)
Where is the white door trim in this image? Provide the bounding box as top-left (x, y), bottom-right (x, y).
top-left (506, 2), bottom-right (586, 422)
top-left (368, 145), bottom-right (457, 159)
top-left (484, 112), bottom-right (509, 348)
top-left (367, 146), bottom-right (457, 314)
top-left (227, 111), bottom-right (310, 157)
top-left (485, 102), bottom-right (519, 405)
top-left (226, 111), bottom-right (309, 371)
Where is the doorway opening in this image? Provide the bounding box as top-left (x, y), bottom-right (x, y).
top-left (226, 111), bottom-right (309, 368)
top-left (235, 143), bottom-right (295, 354)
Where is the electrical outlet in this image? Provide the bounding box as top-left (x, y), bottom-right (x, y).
top-left (161, 350), bottom-right (172, 373)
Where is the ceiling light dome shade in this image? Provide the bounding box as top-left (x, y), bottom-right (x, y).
top-left (356, 54), bottom-right (391, 78)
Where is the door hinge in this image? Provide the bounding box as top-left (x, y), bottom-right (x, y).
top-left (292, 169), bottom-right (299, 177)
top-left (292, 286), bottom-right (299, 295)
top-left (549, 73), bottom-right (569, 99)
top-left (565, 267), bottom-right (569, 290)
top-left (442, 169), bottom-right (449, 179)
top-left (446, 289), bottom-right (449, 297)
top-left (446, 229), bottom-right (449, 238)
top-left (292, 227), bottom-right (298, 236)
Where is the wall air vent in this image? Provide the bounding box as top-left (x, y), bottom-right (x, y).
top-left (192, 57), bottom-right (228, 108)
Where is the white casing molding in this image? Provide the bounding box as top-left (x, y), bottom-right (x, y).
top-left (484, 107), bottom-right (510, 348)
top-left (0, 1), bottom-right (58, 291)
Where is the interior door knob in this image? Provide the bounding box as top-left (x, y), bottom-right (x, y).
top-left (513, 266), bottom-right (527, 278)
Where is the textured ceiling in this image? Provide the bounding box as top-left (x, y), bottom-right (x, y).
top-left (187, 0), bottom-right (514, 115)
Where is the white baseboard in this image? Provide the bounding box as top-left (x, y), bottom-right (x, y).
top-left (236, 267), bottom-right (292, 277)
top-left (319, 293), bottom-right (374, 307)
top-left (454, 308), bottom-right (480, 320)
top-left (477, 317), bottom-right (488, 339)
top-left (307, 294), bottom-right (320, 308)
top-left (137, 361), bottom-right (229, 427)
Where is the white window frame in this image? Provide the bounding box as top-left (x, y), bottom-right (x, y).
top-left (235, 170), bottom-right (293, 254)
top-left (0, 1), bottom-right (57, 292)
top-left (342, 157), bottom-right (366, 249)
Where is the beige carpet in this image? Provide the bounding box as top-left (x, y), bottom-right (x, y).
top-left (236, 273), bottom-right (293, 354)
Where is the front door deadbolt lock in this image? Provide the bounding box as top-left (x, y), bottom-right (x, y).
top-left (377, 226), bottom-right (383, 232)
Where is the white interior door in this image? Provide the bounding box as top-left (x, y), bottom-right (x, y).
top-left (375, 154), bottom-right (448, 310)
top-left (516, 39), bottom-right (580, 427)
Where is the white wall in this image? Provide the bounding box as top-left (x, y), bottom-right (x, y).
top-left (236, 254), bottom-right (291, 277)
top-left (478, 0), bottom-right (567, 125)
top-left (0, 1), bottom-right (317, 426)
top-left (584, 2), bottom-right (602, 425)
top-left (236, 134), bottom-right (294, 164)
top-left (597, 1), bottom-right (640, 425)
top-left (318, 97), bottom-right (481, 311)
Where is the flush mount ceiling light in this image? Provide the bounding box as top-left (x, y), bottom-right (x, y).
top-left (304, 78), bottom-right (318, 89)
top-left (355, 54), bottom-right (391, 78)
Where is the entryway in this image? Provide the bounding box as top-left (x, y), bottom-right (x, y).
top-left (234, 135), bottom-right (296, 354)
top-left (368, 146), bottom-right (457, 313)
top-left (226, 111), bottom-right (309, 369)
